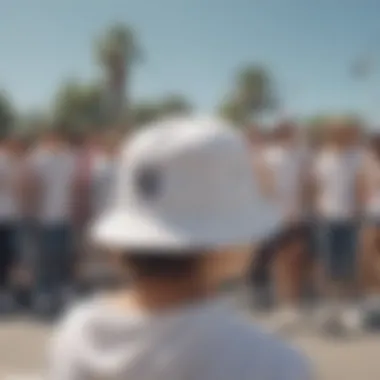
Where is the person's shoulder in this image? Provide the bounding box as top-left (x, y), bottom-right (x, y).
top-left (53, 296), bottom-right (103, 340)
top-left (214, 315), bottom-right (312, 379)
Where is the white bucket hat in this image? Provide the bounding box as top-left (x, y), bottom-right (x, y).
top-left (90, 117), bottom-right (281, 251)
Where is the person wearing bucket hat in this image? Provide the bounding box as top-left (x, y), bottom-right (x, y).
top-left (49, 117), bottom-right (311, 380)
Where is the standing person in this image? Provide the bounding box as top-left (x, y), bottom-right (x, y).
top-left (80, 131), bottom-right (120, 289)
top-left (7, 134), bottom-right (37, 301)
top-left (91, 131), bottom-right (119, 217)
top-left (31, 129), bottom-right (77, 314)
top-left (70, 132), bottom-right (96, 293)
top-left (247, 127), bottom-right (277, 309)
top-left (262, 121), bottom-right (314, 329)
top-left (72, 131), bottom-right (104, 228)
top-left (49, 117), bottom-right (311, 380)
top-left (0, 136), bottom-right (19, 311)
top-left (358, 133), bottom-right (380, 302)
top-left (248, 127), bottom-right (274, 198)
top-left (312, 118), bottom-right (363, 332)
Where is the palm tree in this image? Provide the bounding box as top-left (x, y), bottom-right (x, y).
top-left (130, 94), bottom-right (192, 128)
top-left (53, 79), bottom-right (103, 135)
top-left (95, 23), bottom-right (142, 128)
top-left (130, 101), bottom-right (160, 127)
top-left (218, 97), bottom-right (246, 125)
top-left (235, 66), bottom-right (277, 118)
top-left (157, 94), bottom-right (193, 117)
top-left (219, 65), bottom-right (277, 127)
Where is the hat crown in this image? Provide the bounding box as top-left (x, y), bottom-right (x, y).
top-left (114, 118), bottom-right (258, 220)
top-left (91, 117), bottom-right (280, 250)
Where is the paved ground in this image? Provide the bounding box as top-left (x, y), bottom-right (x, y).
top-left (0, 314), bottom-right (379, 380)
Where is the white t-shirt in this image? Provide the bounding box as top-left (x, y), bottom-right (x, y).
top-left (91, 154), bottom-right (117, 217)
top-left (49, 297), bottom-right (312, 380)
top-left (263, 145), bottom-right (308, 221)
top-left (31, 147), bottom-right (77, 224)
top-left (0, 151), bottom-right (18, 222)
top-left (313, 148), bottom-right (362, 220)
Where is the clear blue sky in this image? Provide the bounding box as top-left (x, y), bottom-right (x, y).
top-left (1, 0), bottom-right (380, 124)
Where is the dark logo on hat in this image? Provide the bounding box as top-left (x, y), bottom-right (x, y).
top-left (134, 165), bottom-right (161, 200)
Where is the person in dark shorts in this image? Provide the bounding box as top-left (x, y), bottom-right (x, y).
top-left (246, 127), bottom-right (277, 309)
top-left (312, 118), bottom-right (363, 331)
top-left (30, 130), bottom-right (77, 314)
top-left (0, 136), bottom-right (20, 311)
top-left (255, 121), bottom-right (314, 329)
top-left (249, 222), bottom-right (315, 311)
top-left (358, 133), bottom-right (380, 306)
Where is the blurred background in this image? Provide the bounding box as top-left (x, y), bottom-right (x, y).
top-left (1, 1), bottom-right (380, 379)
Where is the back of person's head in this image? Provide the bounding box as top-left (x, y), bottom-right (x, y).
top-left (324, 116), bottom-right (362, 149)
top-left (89, 117), bottom-right (281, 293)
top-left (117, 250), bottom-right (205, 287)
top-left (39, 127), bottom-right (66, 148)
top-left (323, 117), bottom-right (346, 147)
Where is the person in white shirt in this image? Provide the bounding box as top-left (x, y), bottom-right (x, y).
top-left (259, 122), bottom-right (313, 329)
top-left (49, 117), bottom-right (312, 380)
top-left (358, 134), bottom-right (380, 299)
top-left (0, 136), bottom-right (20, 311)
top-left (247, 127), bottom-right (275, 198)
top-left (31, 130), bottom-right (77, 314)
top-left (246, 128), bottom-right (278, 310)
top-left (75, 132), bottom-right (119, 292)
top-left (90, 131), bottom-right (119, 218)
top-left (312, 119), bottom-right (363, 332)
top-left (6, 134), bottom-right (38, 301)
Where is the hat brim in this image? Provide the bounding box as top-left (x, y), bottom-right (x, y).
top-left (90, 203), bottom-right (281, 252)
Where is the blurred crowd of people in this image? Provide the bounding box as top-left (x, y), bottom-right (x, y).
top-left (1, 117), bottom-right (380, 329)
top-left (248, 117), bottom-right (380, 331)
top-left (0, 128), bottom-right (119, 315)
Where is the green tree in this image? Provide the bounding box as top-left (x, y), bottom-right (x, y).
top-left (52, 79), bottom-right (104, 135)
top-left (130, 94), bottom-right (193, 128)
top-left (130, 102), bottom-right (160, 127)
top-left (219, 65), bottom-right (277, 126)
top-left (157, 94), bottom-right (193, 117)
top-left (218, 97), bottom-right (246, 125)
top-left (0, 92), bottom-right (15, 137)
top-left (95, 23), bottom-right (142, 126)
top-left (16, 111), bottom-right (50, 138)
